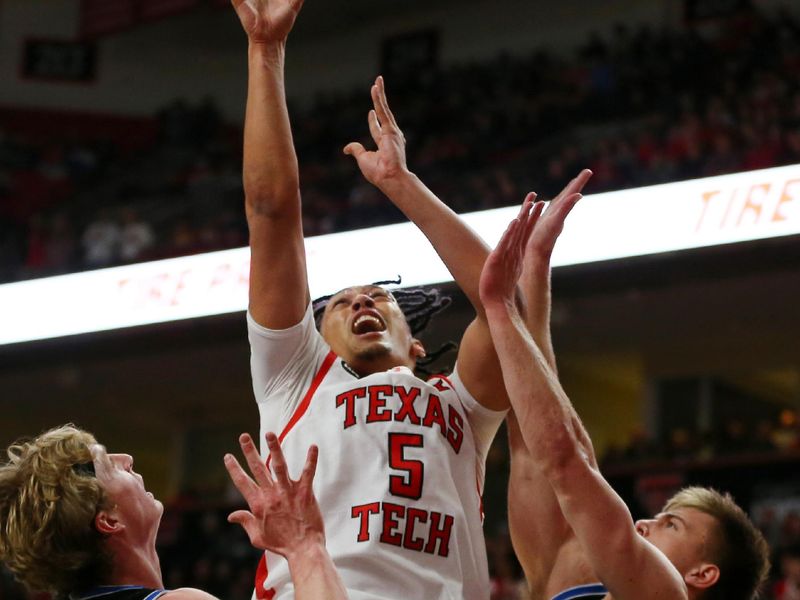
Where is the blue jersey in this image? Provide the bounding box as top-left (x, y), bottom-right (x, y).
top-left (551, 583), bottom-right (608, 600)
top-left (69, 586), bottom-right (169, 600)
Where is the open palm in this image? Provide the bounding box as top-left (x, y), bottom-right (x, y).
top-left (344, 76), bottom-right (408, 189)
top-left (224, 432), bottom-right (324, 556)
top-left (526, 169), bottom-right (592, 260)
top-left (480, 196), bottom-right (544, 308)
top-left (231, 0), bottom-right (304, 44)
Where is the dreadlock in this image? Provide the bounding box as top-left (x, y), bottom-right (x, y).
top-left (312, 276), bottom-right (457, 376)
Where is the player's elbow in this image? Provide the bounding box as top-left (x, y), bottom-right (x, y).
top-left (245, 183), bottom-right (301, 219)
top-left (537, 430), bottom-right (592, 485)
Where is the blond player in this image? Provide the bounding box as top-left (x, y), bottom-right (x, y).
top-left (479, 197), bottom-right (771, 600)
top-left (0, 426), bottom-right (346, 600)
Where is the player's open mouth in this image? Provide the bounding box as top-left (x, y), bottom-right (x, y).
top-left (351, 312), bottom-right (386, 335)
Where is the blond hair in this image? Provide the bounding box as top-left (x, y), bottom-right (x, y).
top-left (664, 487), bottom-right (770, 600)
top-left (0, 425), bottom-right (112, 594)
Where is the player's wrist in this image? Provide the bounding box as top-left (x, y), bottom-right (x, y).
top-left (375, 167), bottom-right (417, 194)
top-left (483, 297), bottom-right (517, 320)
top-left (248, 40), bottom-right (287, 65)
top-left (284, 536), bottom-right (329, 572)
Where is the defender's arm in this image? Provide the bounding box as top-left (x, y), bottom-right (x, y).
top-left (480, 205), bottom-right (687, 600)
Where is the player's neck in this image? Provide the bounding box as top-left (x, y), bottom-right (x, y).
top-left (346, 353), bottom-right (415, 378)
top-left (106, 539), bottom-right (164, 590)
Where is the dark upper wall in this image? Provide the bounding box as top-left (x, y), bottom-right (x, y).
top-left (0, 0), bottom-right (676, 119)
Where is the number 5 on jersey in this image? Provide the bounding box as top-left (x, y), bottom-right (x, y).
top-left (389, 433), bottom-right (424, 500)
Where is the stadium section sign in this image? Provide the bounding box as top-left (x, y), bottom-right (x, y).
top-left (0, 164), bottom-right (797, 346)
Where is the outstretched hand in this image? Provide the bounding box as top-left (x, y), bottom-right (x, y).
top-left (526, 169), bottom-right (592, 261)
top-left (230, 0), bottom-right (304, 44)
top-left (344, 76), bottom-right (409, 190)
top-left (224, 432), bottom-right (324, 559)
top-left (479, 195), bottom-right (545, 310)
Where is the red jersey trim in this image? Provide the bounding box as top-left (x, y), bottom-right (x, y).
top-left (266, 350), bottom-right (337, 469)
top-left (256, 350), bottom-right (337, 598)
top-left (254, 556), bottom-right (274, 600)
top-left (428, 373), bottom-right (454, 389)
top-left (280, 349), bottom-right (338, 443)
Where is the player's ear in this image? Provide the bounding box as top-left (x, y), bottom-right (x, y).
top-left (684, 562), bottom-right (719, 590)
top-left (95, 509), bottom-right (125, 536)
top-left (411, 338), bottom-right (426, 360)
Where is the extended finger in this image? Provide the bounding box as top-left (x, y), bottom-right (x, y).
top-left (224, 453), bottom-right (260, 502)
top-left (266, 432), bottom-right (292, 488)
top-left (558, 192), bottom-right (583, 217)
top-left (561, 169), bottom-right (592, 200)
top-left (368, 109), bottom-right (382, 146)
top-left (496, 215), bottom-right (522, 256)
top-left (299, 444), bottom-right (319, 487)
top-left (513, 194), bottom-right (536, 248)
top-left (516, 193), bottom-right (535, 220)
top-left (374, 76), bottom-right (399, 131)
top-left (551, 169), bottom-right (592, 207)
top-left (232, 0), bottom-right (257, 24)
top-left (542, 191), bottom-right (582, 229)
top-left (228, 509), bottom-right (255, 526)
top-left (343, 142), bottom-right (366, 158)
top-left (227, 510), bottom-right (259, 544)
top-left (521, 201), bottom-right (545, 248)
top-left (239, 433), bottom-right (274, 489)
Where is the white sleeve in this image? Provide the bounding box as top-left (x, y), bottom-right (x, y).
top-left (449, 363), bottom-right (508, 487)
top-left (247, 303), bottom-right (330, 431)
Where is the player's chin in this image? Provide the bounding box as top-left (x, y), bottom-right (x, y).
top-left (352, 341), bottom-right (392, 361)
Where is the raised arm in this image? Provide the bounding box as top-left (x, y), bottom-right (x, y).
top-left (479, 204), bottom-right (687, 600)
top-left (344, 77), bottom-right (509, 409)
top-left (224, 433), bottom-right (349, 600)
top-left (505, 170), bottom-right (594, 594)
top-left (520, 169), bottom-right (591, 371)
top-left (233, 0), bottom-right (309, 329)
top-left (344, 76), bottom-right (488, 311)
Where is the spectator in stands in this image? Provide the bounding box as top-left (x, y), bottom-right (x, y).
top-left (774, 545), bottom-right (800, 600)
top-left (4, 3), bottom-right (800, 283)
top-left (119, 207), bottom-right (155, 263)
top-left (781, 512), bottom-right (800, 551)
top-left (81, 208), bottom-right (120, 269)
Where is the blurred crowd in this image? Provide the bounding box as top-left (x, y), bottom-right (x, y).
top-left (603, 409), bottom-right (800, 469)
top-left (2, 6), bottom-right (800, 284)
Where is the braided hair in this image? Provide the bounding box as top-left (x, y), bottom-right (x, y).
top-left (312, 277), bottom-right (457, 376)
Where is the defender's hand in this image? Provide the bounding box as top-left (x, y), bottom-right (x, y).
top-left (344, 76), bottom-right (410, 190)
top-left (480, 196), bottom-right (544, 309)
top-left (526, 169), bottom-right (592, 261)
top-left (231, 0), bottom-right (304, 45)
top-left (224, 432), bottom-right (324, 559)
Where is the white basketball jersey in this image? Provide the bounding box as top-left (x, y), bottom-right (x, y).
top-left (247, 305), bottom-right (505, 600)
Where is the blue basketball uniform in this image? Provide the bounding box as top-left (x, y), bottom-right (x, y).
top-left (69, 586), bottom-right (169, 600)
top-left (551, 583), bottom-right (609, 600)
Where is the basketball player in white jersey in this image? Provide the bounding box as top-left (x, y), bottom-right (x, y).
top-left (479, 197), bottom-right (771, 600)
top-left (231, 0), bottom-right (511, 598)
